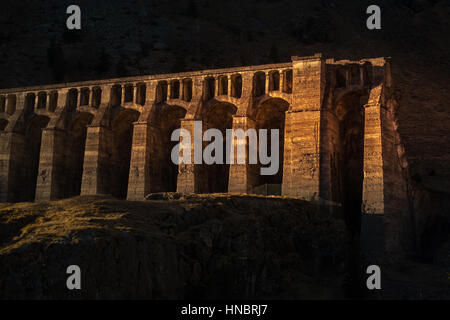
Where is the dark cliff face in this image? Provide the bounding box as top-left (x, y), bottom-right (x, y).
top-left (0, 195), bottom-right (349, 299)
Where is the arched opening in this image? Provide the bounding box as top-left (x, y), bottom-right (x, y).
top-left (182, 79), bottom-right (192, 102)
top-left (136, 83), bottom-right (146, 105)
top-left (110, 108), bottom-right (140, 199)
top-left (124, 84), bottom-right (134, 103)
top-left (6, 95), bottom-right (16, 115)
top-left (22, 115), bottom-right (50, 201)
top-left (250, 98), bottom-right (288, 195)
top-left (48, 91), bottom-right (58, 112)
top-left (253, 72), bottom-right (266, 97)
top-left (269, 71), bottom-right (280, 91)
top-left (218, 76), bottom-right (228, 95)
top-left (156, 81), bottom-right (168, 103)
top-left (91, 87), bottom-right (101, 108)
top-left (231, 74), bottom-right (242, 98)
top-left (332, 92), bottom-right (365, 239)
top-left (361, 62), bottom-right (372, 86)
top-left (349, 64), bottom-right (360, 86)
top-left (335, 68), bottom-right (347, 88)
top-left (202, 102), bottom-right (237, 193)
top-left (0, 95), bottom-right (5, 113)
top-left (67, 89), bottom-right (78, 111)
top-left (111, 85), bottom-right (122, 107)
top-left (63, 112), bottom-right (94, 198)
top-left (37, 92), bottom-right (47, 109)
top-left (170, 80), bottom-right (180, 99)
top-left (80, 88), bottom-right (89, 106)
top-left (25, 93), bottom-right (36, 115)
top-left (156, 105), bottom-right (187, 192)
top-left (282, 70), bottom-right (292, 93)
top-left (204, 77), bottom-right (215, 100)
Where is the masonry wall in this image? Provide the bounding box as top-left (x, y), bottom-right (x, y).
top-left (0, 55), bottom-right (404, 225)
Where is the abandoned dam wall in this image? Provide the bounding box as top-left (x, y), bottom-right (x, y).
top-left (0, 54), bottom-right (411, 252)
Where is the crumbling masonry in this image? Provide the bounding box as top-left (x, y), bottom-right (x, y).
top-left (0, 54), bottom-right (408, 216)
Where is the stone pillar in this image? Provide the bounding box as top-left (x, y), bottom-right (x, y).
top-left (280, 70), bottom-right (285, 92)
top-left (362, 104), bottom-right (384, 213)
top-left (133, 84), bottom-right (138, 104)
top-left (45, 92), bottom-right (50, 110)
top-left (0, 132), bottom-right (25, 202)
top-left (127, 82), bottom-right (166, 199)
top-left (127, 121), bottom-right (152, 199)
top-left (282, 54), bottom-right (325, 199)
top-left (76, 89), bottom-right (81, 107)
top-left (168, 82), bottom-right (173, 99)
top-left (214, 78), bottom-right (219, 97)
top-left (176, 119), bottom-right (203, 193)
top-left (265, 72), bottom-right (270, 93)
top-left (80, 124), bottom-right (113, 196)
top-left (228, 116), bottom-right (258, 193)
top-left (282, 110), bottom-right (322, 199)
top-left (120, 85), bottom-right (125, 105)
top-left (86, 88), bottom-right (92, 107)
top-left (34, 89), bottom-right (68, 201)
top-left (127, 119), bottom-right (166, 200)
top-left (35, 127), bottom-right (67, 201)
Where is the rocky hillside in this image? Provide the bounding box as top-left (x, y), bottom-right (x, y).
top-left (0, 194), bottom-right (350, 299)
top-left (0, 194), bottom-right (448, 299)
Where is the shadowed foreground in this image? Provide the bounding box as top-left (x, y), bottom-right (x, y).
top-left (0, 194), bottom-right (448, 299)
top-left (0, 194), bottom-right (349, 299)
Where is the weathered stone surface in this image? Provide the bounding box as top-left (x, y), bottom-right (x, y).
top-left (0, 195), bottom-right (349, 299)
top-left (0, 55), bottom-right (413, 252)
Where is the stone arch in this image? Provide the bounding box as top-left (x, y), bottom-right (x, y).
top-left (154, 104), bottom-right (187, 192)
top-left (62, 112), bottom-right (95, 198)
top-left (48, 91), bottom-right (58, 112)
top-left (136, 83), bottom-right (146, 105)
top-left (218, 76), bottom-right (228, 96)
top-left (79, 88), bottom-right (90, 106)
top-left (156, 81), bottom-right (168, 103)
top-left (348, 64), bottom-right (361, 86)
top-left (6, 94), bottom-right (16, 115)
top-left (204, 77), bottom-right (215, 101)
top-left (269, 71), bottom-right (280, 91)
top-left (253, 72), bottom-right (266, 97)
top-left (124, 84), bottom-right (134, 103)
top-left (330, 90), bottom-right (367, 238)
top-left (249, 97), bottom-right (289, 194)
top-left (91, 87), bottom-right (102, 108)
top-left (335, 67), bottom-right (347, 89)
top-left (67, 89), bottom-right (78, 112)
top-left (109, 107), bottom-right (141, 198)
top-left (25, 93), bottom-right (36, 115)
top-left (231, 74), bottom-right (242, 98)
top-left (282, 69), bottom-right (292, 93)
top-left (21, 114), bottom-right (51, 201)
top-left (170, 80), bottom-right (180, 99)
top-left (201, 100), bottom-right (238, 193)
top-left (111, 85), bottom-right (122, 107)
top-left (182, 79), bottom-right (193, 102)
top-left (37, 92), bottom-right (47, 109)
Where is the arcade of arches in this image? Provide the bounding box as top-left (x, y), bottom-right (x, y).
top-left (0, 55), bottom-right (404, 220)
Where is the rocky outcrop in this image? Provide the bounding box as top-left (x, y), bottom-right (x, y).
top-left (0, 194), bottom-right (349, 299)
